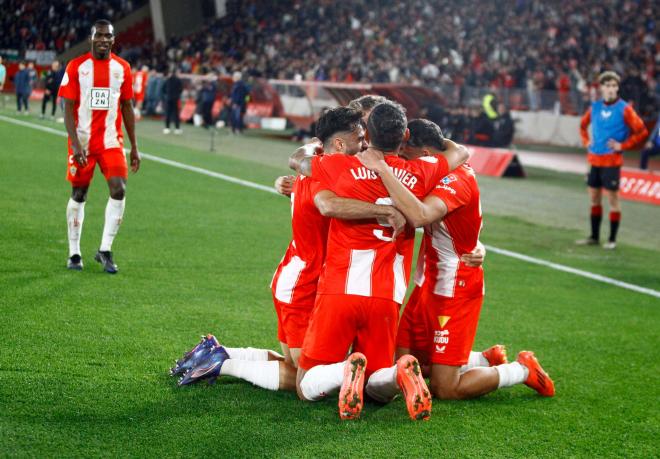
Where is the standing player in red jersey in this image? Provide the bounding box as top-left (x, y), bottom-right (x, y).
top-left (173, 107), bottom-right (407, 390)
top-left (59, 20), bottom-right (140, 273)
top-left (359, 119), bottom-right (555, 402)
top-left (577, 71), bottom-right (647, 249)
top-left (289, 103), bottom-right (470, 420)
top-left (132, 65), bottom-right (148, 118)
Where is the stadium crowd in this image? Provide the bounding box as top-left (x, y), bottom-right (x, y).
top-left (0, 0), bottom-right (144, 54)
top-left (120, 0), bottom-right (659, 116)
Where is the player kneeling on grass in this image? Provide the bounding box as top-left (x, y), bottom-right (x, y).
top-left (171, 107), bottom-right (409, 392)
top-left (60, 20), bottom-right (140, 273)
top-left (290, 104), bottom-right (469, 421)
top-left (358, 119), bottom-right (555, 401)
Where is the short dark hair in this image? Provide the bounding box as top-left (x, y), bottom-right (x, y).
top-left (407, 119), bottom-right (446, 151)
top-left (91, 19), bottom-right (113, 35)
top-left (315, 107), bottom-right (363, 144)
top-left (348, 94), bottom-right (388, 112)
top-left (366, 102), bottom-right (407, 151)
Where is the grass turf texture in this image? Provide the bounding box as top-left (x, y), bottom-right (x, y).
top-left (1, 114), bottom-right (659, 457)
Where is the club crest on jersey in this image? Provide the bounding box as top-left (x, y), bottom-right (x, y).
top-left (69, 165), bottom-right (77, 175)
top-left (441, 174), bottom-right (457, 185)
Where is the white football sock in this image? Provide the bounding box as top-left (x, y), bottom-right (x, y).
top-left (100, 197), bottom-right (125, 252)
top-left (460, 351), bottom-right (490, 373)
top-left (66, 198), bottom-right (85, 257)
top-left (224, 347), bottom-right (274, 361)
top-left (365, 365), bottom-right (399, 403)
top-left (495, 362), bottom-right (529, 388)
top-left (219, 359), bottom-right (280, 391)
top-left (299, 361), bottom-right (345, 401)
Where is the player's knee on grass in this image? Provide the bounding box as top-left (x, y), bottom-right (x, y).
top-left (430, 365), bottom-right (466, 400)
top-left (295, 366), bottom-right (309, 400)
top-left (71, 186), bottom-right (88, 203)
top-left (107, 177), bottom-right (126, 200)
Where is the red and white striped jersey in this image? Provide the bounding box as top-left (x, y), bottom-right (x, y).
top-left (310, 153), bottom-right (450, 304)
top-left (271, 176), bottom-right (329, 306)
top-left (58, 52), bottom-right (133, 153)
top-left (423, 164), bottom-right (484, 298)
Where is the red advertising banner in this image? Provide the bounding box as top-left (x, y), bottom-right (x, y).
top-left (468, 146), bottom-right (525, 177)
top-left (619, 169), bottom-right (660, 205)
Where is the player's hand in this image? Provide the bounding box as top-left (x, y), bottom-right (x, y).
top-left (607, 139), bottom-right (622, 151)
top-left (275, 175), bottom-right (295, 196)
top-left (130, 147), bottom-right (141, 173)
top-left (72, 140), bottom-right (88, 167)
top-left (461, 243), bottom-right (486, 267)
top-left (386, 207), bottom-right (406, 240)
top-left (645, 140), bottom-right (652, 149)
top-left (302, 138), bottom-right (323, 156)
top-left (357, 148), bottom-right (386, 173)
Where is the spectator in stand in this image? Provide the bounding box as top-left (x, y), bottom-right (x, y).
top-left (27, 61), bottom-right (37, 96)
top-left (640, 116), bottom-right (660, 170)
top-left (14, 62), bottom-right (30, 114)
top-left (229, 71), bottom-right (250, 134)
top-left (41, 60), bottom-right (63, 119)
top-left (162, 68), bottom-right (183, 135)
top-left (493, 103), bottom-right (515, 148)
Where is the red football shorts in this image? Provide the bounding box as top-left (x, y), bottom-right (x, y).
top-left (67, 145), bottom-right (128, 187)
top-left (398, 285), bottom-right (483, 367)
top-left (272, 295), bottom-right (313, 349)
top-left (299, 293), bottom-right (399, 376)
top-left (396, 285), bottom-right (429, 362)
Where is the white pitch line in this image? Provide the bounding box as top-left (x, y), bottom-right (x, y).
top-left (2, 114), bottom-right (659, 300)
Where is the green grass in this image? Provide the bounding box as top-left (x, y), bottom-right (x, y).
top-left (1, 113), bottom-right (659, 457)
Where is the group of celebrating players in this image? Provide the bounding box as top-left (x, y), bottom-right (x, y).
top-left (58, 19), bottom-right (554, 421)
top-left (170, 95), bottom-right (555, 421)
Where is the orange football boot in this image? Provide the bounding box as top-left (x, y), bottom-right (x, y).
top-left (338, 352), bottom-right (367, 420)
top-left (482, 344), bottom-right (508, 366)
top-left (396, 354), bottom-right (432, 421)
top-left (517, 351), bottom-right (555, 397)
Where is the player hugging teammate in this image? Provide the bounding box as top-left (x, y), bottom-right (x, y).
top-left (172, 96), bottom-right (556, 421)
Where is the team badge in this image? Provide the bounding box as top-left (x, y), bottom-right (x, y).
top-left (69, 165), bottom-right (77, 176)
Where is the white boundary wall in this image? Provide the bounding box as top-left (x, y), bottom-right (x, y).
top-left (512, 110), bottom-right (583, 148)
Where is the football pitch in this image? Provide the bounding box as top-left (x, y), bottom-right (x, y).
top-left (1, 111), bottom-right (659, 457)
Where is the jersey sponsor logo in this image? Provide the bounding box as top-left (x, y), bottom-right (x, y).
top-left (435, 184), bottom-right (456, 195)
top-left (434, 329), bottom-right (449, 344)
top-left (601, 110), bottom-right (612, 119)
top-left (89, 88), bottom-right (110, 110)
top-left (435, 345), bottom-right (446, 353)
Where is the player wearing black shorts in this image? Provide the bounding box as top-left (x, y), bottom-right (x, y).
top-left (577, 72), bottom-right (647, 249)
